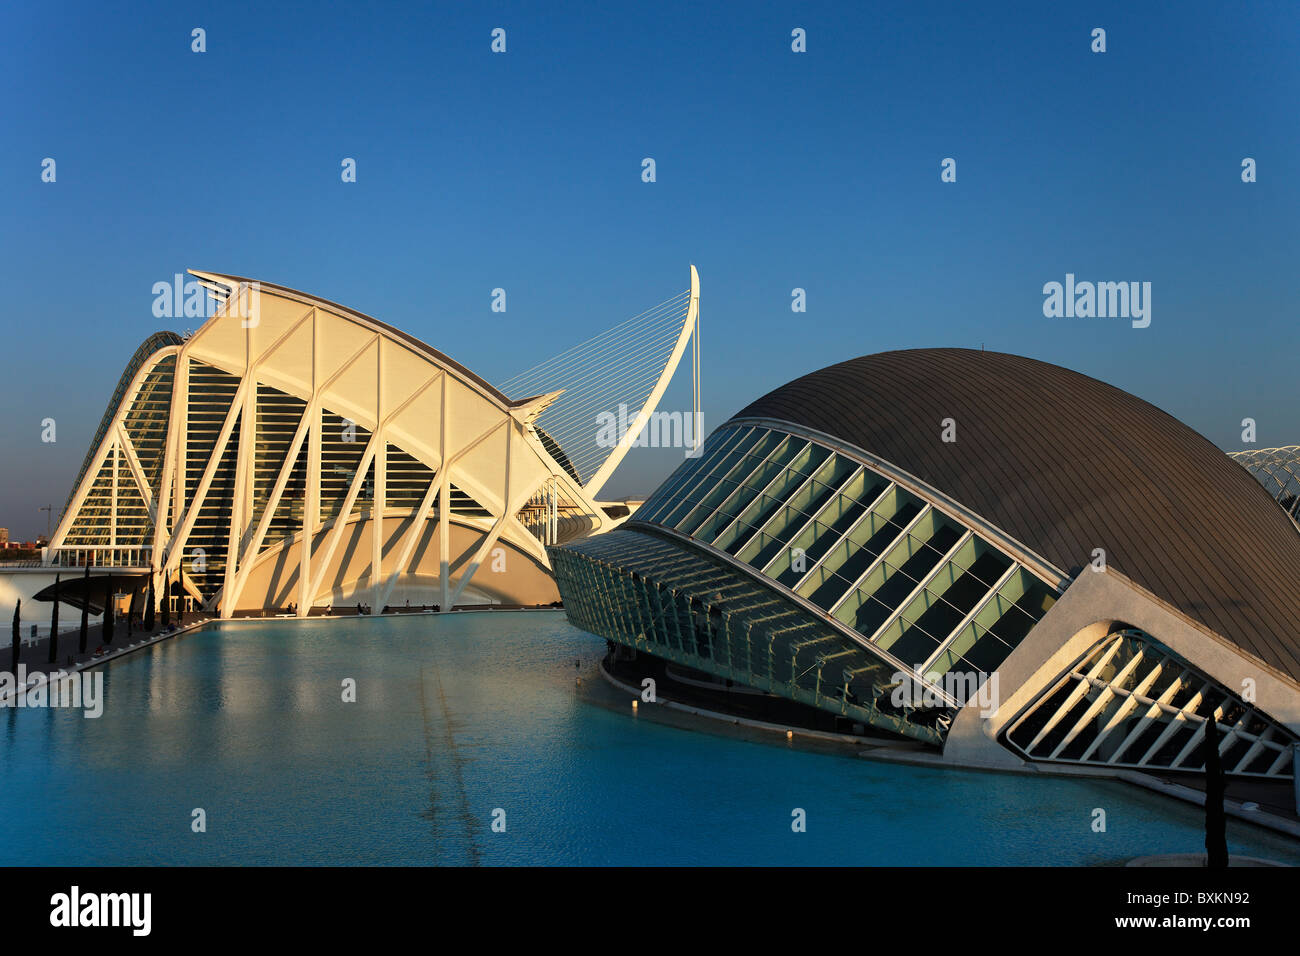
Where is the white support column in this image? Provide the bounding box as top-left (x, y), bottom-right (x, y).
top-left (225, 405), bottom-right (312, 612)
top-left (300, 309), bottom-right (321, 617)
top-left (163, 376), bottom-right (250, 575)
top-left (116, 425), bottom-right (157, 525)
top-left (372, 341), bottom-right (385, 613)
top-left (449, 424), bottom-right (513, 608)
top-left (171, 355), bottom-right (189, 546)
top-left (376, 474), bottom-right (439, 613)
top-left (307, 438), bottom-right (380, 602)
top-left (110, 441), bottom-right (118, 554)
top-left (692, 273), bottom-right (701, 455)
top-left (219, 364), bottom-right (256, 618)
top-left (439, 372), bottom-right (450, 613)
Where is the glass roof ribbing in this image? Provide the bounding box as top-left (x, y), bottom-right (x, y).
top-left (553, 527), bottom-right (948, 743)
top-left (1230, 446), bottom-right (1300, 528)
top-left (61, 332), bottom-right (183, 523)
top-left (1003, 628), bottom-right (1297, 779)
top-left (632, 423), bottom-right (1059, 689)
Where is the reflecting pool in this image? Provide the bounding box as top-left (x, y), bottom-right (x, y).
top-left (1, 612), bottom-right (1297, 866)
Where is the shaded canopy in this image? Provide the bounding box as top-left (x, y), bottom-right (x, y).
top-left (31, 572), bottom-right (149, 615)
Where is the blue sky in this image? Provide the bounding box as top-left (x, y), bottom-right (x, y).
top-left (2, 1), bottom-right (1297, 538)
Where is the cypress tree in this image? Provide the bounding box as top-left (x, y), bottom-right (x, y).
top-left (127, 586), bottom-right (137, 637)
top-left (102, 579), bottom-right (115, 646)
top-left (48, 573), bottom-right (60, 664)
top-left (78, 563), bottom-right (91, 655)
top-left (175, 576), bottom-right (184, 626)
top-left (1204, 711), bottom-right (1229, 868)
top-left (161, 574), bottom-right (171, 629)
top-left (143, 573), bottom-right (155, 632)
top-left (10, 599), bottom-right (20, 675)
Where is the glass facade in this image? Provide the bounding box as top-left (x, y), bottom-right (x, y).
top-left (1230, 445), bottom-right (1300, 527)
top-left (60, 350), bottom-right (179, 566)
top-left (633, 424), bottom-right (1058, 682)
top-left (60, 355), bottom-right (502, 604)
top-left (61, 331), bottom-right (183, 525)
top-left (554, 422), bottom-right (1063, 743)
top-left (552, 528), bottom-right (948, 744)
top-left (1003, 628), bottom-right (1298, 779)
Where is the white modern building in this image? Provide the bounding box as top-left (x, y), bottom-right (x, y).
top-left (47, 268), bottom-right (700, 618)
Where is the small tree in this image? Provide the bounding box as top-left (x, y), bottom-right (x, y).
top-left (161, 574), bottom-right (171, 629)
top-left (175, 577), bottom-right (184, 626)
top-left (78, 563), bottom-right (91, 655)
top-left (1204, 711), bottom-right (1229, 868)
top-left (102, 579), bottom-right (115, 646)
top-left (10, 599), bottom-right (20, 675)
top-left (126, 586), bottom-right (137, 637)
top-left (143, 573), bottom-right (155, 632)
top-left (48, 573), bottom-right (60, 664)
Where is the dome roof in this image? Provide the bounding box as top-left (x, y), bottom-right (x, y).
top-left (732, 348), bottom-right (1300, 682)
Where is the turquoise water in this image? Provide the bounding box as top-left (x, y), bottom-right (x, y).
top-left (1, 611), bottom-right (1297, 866)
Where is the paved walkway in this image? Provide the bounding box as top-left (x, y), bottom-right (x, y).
top-left (6, 614), bottom-right (212, 677)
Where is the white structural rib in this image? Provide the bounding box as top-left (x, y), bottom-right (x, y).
top-left (499, 265), bottom-right (700, 498)
top-left (585, 264), bottom-right (700, 497)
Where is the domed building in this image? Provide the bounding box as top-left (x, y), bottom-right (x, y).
top-left (551, 349), bottom-right (1300, 785)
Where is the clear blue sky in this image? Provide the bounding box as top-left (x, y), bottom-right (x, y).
top-left (3, 1), bottom-right (1297, 539)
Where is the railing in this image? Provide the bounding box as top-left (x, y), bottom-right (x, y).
top-left (47, 546), bottom-right (153, 569)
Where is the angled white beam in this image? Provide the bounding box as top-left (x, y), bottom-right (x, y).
top-left (448, 425), bottom-right (520, 608)
top-left (376, 475), bottom-right (440, 614)
top-left (584, 264), bottom-right (699, 497)
top-left (114, 424), bottom-right (157, 524)
top-left (1134, 681), bottom-right (1210, 765)
top-left (919, 560), bottom-right (1020, 673)
top-left (439, 373), bottom-right (451, 612)
top-left (1048, 647), bottom-right (1149, 759)
top-left (860, 531), bottom-right (972, 653)
top-left (372, 341), bottom-right (386, 612)
top-left (1024, 636), bottom-right (1126, 753)
top-left (162, 376), bottom-right (250, 570)
top-left (1105, 664), bottom-right (1188, 765)
top-left (1078, 655), bottom-right (1170, 762)
top-left (223, 404), bottom-right (312, 612)
top-left (306, 436), bottom-right (380, 604)
top-left (152, 350), bottom-right (189, 567)
top-left (783, 478), bottom-right (894, 590)
top-left (51, 346), bottom-right (182, 555)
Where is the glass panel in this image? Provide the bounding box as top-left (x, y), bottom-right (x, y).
top-left (834, 511), bottom-right (962, 638)
top-left (794, 486), bottom-right (921, 606)
top-left (677, 431), bottom-right (790, 537)
top-left (664, 428), bottom-right (778, 531)
top-left (713, 442), bottom-right (828, 554)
